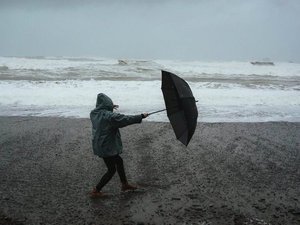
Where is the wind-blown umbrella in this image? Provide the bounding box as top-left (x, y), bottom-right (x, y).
top-left (150, 70), bottom-right (198, 146)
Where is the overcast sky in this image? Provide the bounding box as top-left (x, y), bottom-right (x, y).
top-left (0, 0), bottom-right (300, 62)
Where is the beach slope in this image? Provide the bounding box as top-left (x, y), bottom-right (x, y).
top-left (0, 117), bottom-right (299, 225)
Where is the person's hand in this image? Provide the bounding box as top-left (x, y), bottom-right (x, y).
top-left (142, 113), bottom-right (149, 118)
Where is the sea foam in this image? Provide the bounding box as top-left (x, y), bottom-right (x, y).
top-left (0, 56), bottom-right (299, 122)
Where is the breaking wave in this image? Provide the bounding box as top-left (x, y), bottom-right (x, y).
top-left (0, 56), bottom-right (299, 122)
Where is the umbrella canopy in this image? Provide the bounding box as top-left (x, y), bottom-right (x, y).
top-left (161, 70), bottom-right (198, 146)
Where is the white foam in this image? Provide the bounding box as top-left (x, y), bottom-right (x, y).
top-left (0, 80), bottom-right (299, 122)
top-left (1, 56), bottom-right (299, 122)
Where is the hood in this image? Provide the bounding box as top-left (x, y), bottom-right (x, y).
top-left (95, 93), bottom-right (114, 111)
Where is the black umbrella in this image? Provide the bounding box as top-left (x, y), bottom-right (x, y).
top-left (150, 70), bottom-right (198, 146)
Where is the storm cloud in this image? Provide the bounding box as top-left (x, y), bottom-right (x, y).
top-left (0, 0), bottom-right (300, 62)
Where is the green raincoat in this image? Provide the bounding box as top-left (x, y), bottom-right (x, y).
top-left (90, 93), bottom-right (143, 158)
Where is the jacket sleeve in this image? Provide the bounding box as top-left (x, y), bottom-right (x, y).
top-left (109, 113), bottom-right (143, 128)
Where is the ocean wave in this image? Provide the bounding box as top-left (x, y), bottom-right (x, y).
top-left (1, 56), bottom-right (300, 76)
top-left (1, 56), bottom-right (300, 91)
top-left (0, 79), bottom-right (299, 122)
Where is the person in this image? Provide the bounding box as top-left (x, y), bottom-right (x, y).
top-left (90, 93), bottom-right (148, 197)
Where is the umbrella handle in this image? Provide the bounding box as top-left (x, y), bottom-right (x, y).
top-left (148, 109), bottom-right (166, 115)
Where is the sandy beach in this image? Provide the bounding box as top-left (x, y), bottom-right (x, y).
top-left (0, 116), bottom-right (299, 225)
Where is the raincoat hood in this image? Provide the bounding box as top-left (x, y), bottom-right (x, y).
top-left (95, 93), bottom-right (114, 112)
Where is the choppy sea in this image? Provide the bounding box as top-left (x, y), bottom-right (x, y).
top-left (0, 56), bottom-right (299, 122)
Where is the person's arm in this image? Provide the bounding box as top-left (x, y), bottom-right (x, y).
top-left (109, 112), bottom-right (148, 128)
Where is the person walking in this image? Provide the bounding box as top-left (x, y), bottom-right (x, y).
top-left (90, 93), bottom-right (148, 197)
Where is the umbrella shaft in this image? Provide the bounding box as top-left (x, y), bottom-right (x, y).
top-left (148, 101), bottom-right (198, 116)
top-left (148, 109), bottom-right (166, 115)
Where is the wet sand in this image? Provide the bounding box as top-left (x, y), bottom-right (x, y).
top-left (0, 117), bottom-right (299, 225)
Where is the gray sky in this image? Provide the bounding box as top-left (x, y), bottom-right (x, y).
top-left (1, 0), bottom-right (300, 62)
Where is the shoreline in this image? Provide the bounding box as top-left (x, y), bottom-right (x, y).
top-left (0, 116), bottom-right (299, 225)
